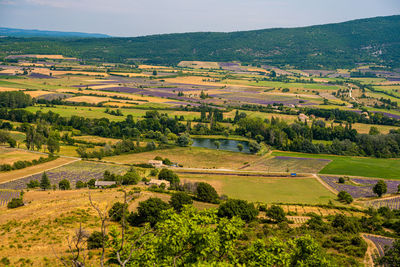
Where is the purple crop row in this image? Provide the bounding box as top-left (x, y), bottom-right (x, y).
top-left (29, 73), bottom-right (55, 79)
top-left (274, 156), bottom-right (331, 162)
top-left (0, 191), bottom-right (20, 206)
top-left (364, 235), bottom-right (395, 257)
top-left (320, 176), bottom-right (400, 198)
top-left (366, 197), bottom-right (400, 210)
top-left (0, 162), bottom-right (128, 190)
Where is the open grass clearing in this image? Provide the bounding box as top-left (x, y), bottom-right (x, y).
top-left (0, 147), bottom-right (42, 165)
top-left (243, 154), bottom-right (331, 173)
top-left (104, 146), bottom-right (259, 170)
top-left (272, 151), bottom-right (400, 179)
top-left (179, 173), bottom-right (336, 204)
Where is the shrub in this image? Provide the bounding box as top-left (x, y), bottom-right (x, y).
top-left (218, 199), bottom-right (259, 222)
top-left (196, 182), bottom-right (219, 203)
top-left (338, 177), bottom-right (345, 184)
top-left (7, 198), bottom-right (24, 209)
top-left (169, 192), bottom-right (193, 212)
top-left (27, 180), bottom-right (40, 189)
top-left (75, 181), bottom-right (87, 189)
top-left (373, 180), bottom-right (387, 197)
top-left (128, 197), bottom-right (170, 227)
top-left (266, 205), bottom-right (286, 223)
top-left (109, 202), bottom-right (129, 222)
top-left (249, 140), bottom-right (261, 154)
top-left (337, 191), bottom-right (353, 204)
top-left (87, 179), bottom-right (96, 188)
top-left (158, 168), bottom-right (179, 186)
top-left (58, 179), bottom-right (71, 190)
top-left (87, 231), bottom-right (108, 250)
top-left (122, 170), bottom-right (141, 185)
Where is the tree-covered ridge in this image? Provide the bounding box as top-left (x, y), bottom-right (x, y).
top-left (0, 15), bottom-right (400, 68)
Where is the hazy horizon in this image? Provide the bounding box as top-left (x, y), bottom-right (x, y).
top-left (0, 0), bottom-right (399, 37)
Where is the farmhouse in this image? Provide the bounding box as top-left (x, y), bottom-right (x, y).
top-left (298, 113), bottom-right (309, 122)
top-left (148, 160), bottom-right (163, 168)
top-left (94, 180), bottom-right (116, 188)
top-left (146, 179), bottom-right (170, 188)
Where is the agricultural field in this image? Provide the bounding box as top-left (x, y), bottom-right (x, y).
top-left (0, 157), bottom-right (78, 185)
top-left (272, 151), bottom-right (400, 179)
top-left (178, 172), bottom-right (336, 204)
top-left (364, 196), bottom-right (400, 210)
top-left (104, 146), bottom-right (259, 169)
top-left (243, 155), bottom-right (331, 173)
top-left (0, 160), bottom-right (128, 190)
top-left (0, 190), bottom-right (20, 206)
top-left (363, 234), bottom-right (395, 258)
top-left (319, 176), bottom-right (400, 198)
top-left (0, 147), bottom-right (42, 165)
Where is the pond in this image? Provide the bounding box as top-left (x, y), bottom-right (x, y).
top-left (191, 138), bottom-right (250, 153)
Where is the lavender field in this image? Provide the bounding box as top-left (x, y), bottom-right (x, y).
top-left (320, 176), bottom-right (400, 198)
top-left (0, 190), bottom-right (20, 206)
top-left (364, 234), bottom-right (395, 257)
top-left (365, 196), bottom-right (400, 210)
top-left (0, 161), bottom-right (128, 190)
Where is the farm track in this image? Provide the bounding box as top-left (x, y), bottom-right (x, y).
top-left (174, 170), bottom-right (310, 178)
top-left (313, 174), bottom-right (338, 194)
top-left (0, 157), bottom-right (80, 185)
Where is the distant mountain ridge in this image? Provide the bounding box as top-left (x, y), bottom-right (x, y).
top-left (0, 15), bottom-right (399, 68)
top-left (0, 27), bottom-right (110, 38)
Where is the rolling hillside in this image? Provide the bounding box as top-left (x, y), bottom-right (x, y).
top-left (0, 15), bottom-right (399, 68)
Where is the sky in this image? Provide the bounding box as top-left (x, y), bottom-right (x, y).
top-left (0, 0), bottom-right (399, 37)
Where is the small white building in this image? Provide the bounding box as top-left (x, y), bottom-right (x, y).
top-left (298, 113), bottom-right (309, 123)
top-left (146, 179), bottom-right (170, 188)
top-left (94, 181), bottom-right (116, 188)
top-left (148, 160), bottom-right (163, 168)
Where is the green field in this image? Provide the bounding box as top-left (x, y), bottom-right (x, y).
top-left (179, 173), bottom-right (336, 204)
top-left (272, 151), bottom-right (400, 179)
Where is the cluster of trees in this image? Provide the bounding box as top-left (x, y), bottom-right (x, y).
top-left (0, 130), bottom-right (16, 148)
top-left (304, 108), bottom-right (400, 127)
top-left (103, 167), bottom-right (141, 185)
top-left (76, 139), bottom-right (158, 160)
top-left (105, 108), bottom-right (123, 116)
top-left (0, 155), bottom-right (57, 172)
top-left (235, 116), bottom-right (400, 157)
top-left (0, 109), bottom-right (188, 140)
top-left (0, 91), bottom-right (32, 108)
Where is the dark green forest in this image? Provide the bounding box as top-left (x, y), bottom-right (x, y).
top-left (1, 15), bottom-right (400, 68)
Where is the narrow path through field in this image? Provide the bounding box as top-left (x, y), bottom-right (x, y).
top-left (0, 157), bottom-right (80, 185)
top-left (312, 174), bottom-right (338, 194)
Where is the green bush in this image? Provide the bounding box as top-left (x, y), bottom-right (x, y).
top-left (7, 198), bottom-right (24, 209)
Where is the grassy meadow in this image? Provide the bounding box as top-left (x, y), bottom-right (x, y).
top-left (178, 173), bottom-right (336, 204)
top-left (272, 151), bottom-right (400, 179)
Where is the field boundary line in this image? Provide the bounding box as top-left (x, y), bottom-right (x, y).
top-left (313, 174), bottom-right (338, 195)
top-left (0, 158), bottom-right (80, 185)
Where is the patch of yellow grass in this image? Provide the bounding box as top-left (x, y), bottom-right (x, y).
top-left (65, 95), bottom-right (111, 104)
top-left (139, 64), bottom-right (169, 69)
top-left (24, 90), bottom-right (51, 98)
top-left (109, 72), bottom-right (149, 77)
top-left (0, 87), bottom-right (22, 91)
top-left (73, 135), bottom-right (120, 145)
top-left (0, 147), bottom-right (42, 165)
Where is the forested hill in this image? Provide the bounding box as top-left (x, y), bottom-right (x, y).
top-left (1, 15), bottom-right (399, 69)
top-left (0, 27), bottom-right (109, 38)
